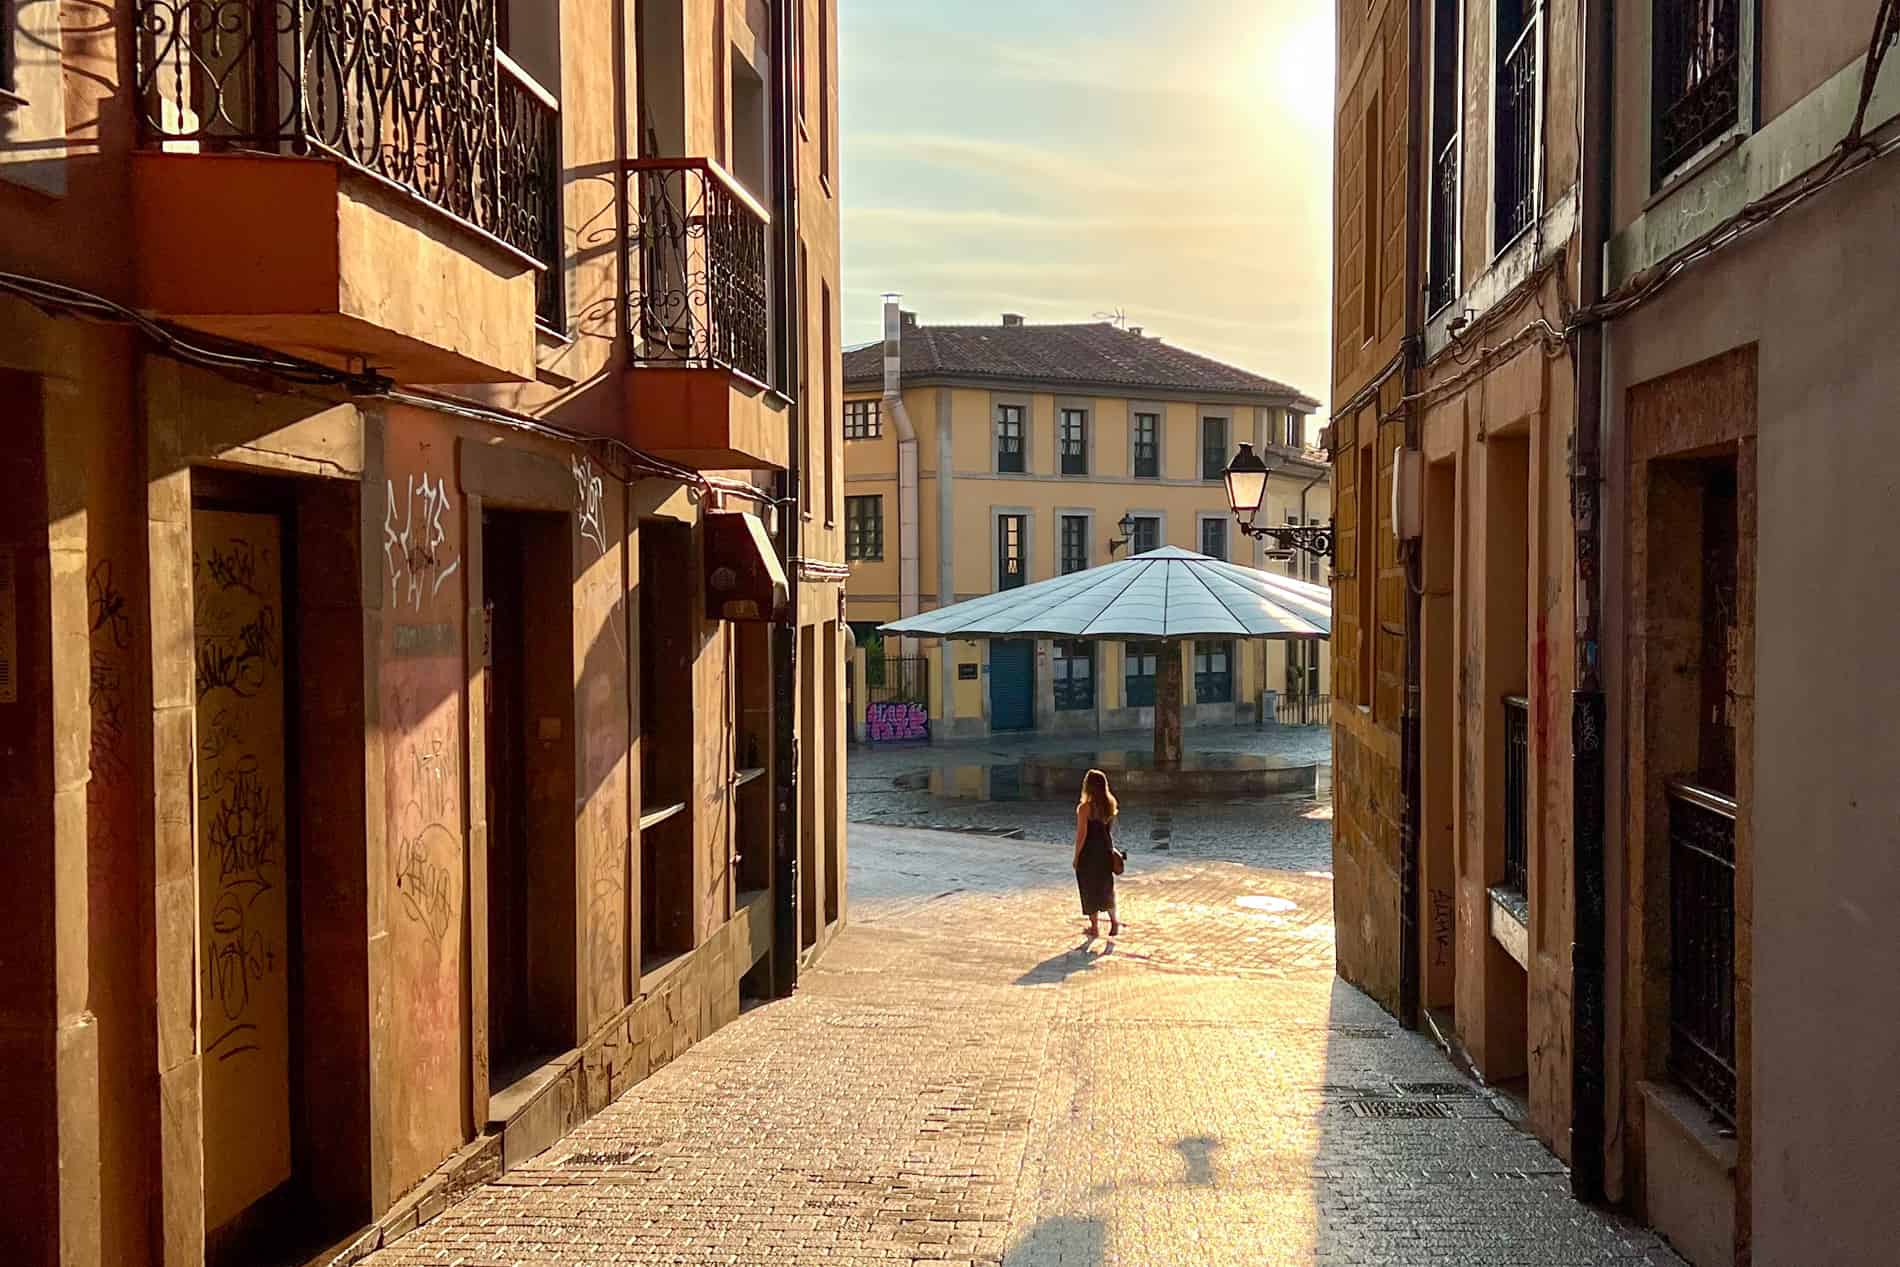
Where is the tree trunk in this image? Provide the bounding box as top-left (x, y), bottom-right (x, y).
top-left (1154, 639), bottom-right (1184, 767)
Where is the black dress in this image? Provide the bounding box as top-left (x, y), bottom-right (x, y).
top-left (1075, 815), bottom-right (1117, 916)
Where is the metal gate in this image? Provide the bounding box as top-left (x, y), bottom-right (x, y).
top-left (989, 640), bottom-right (1035, 731)
top-left (865, 654), bottom-right (930, 743)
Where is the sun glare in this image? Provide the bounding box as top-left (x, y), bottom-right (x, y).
top-left (1265, 11), bottom-right (1334, 132)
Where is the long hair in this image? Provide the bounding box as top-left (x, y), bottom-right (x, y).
top-left (1079, 768), bottom-right (1119, 822)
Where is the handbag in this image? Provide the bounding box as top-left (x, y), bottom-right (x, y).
top-left (1110, 848), bottom-right (1126, 876)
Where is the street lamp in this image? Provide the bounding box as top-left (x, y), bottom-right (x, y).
top-left (1222, 443), bottom-right (1335, 562)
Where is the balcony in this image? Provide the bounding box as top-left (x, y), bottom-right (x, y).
top-left (1426, 136), bottom-right (1459, 316)
top-left (623, 158), bottom-right (787, 471)
top-left (130, 0), bottom-right (562, 384)
top-left (1651, 0), bottom-right (1741, 186)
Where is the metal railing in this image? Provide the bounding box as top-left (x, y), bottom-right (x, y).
top-left (1503, 695), bottom-right (1530, 895)
top-left (1667, 780), bottom-right (1737, 1124)
top-left (497, 51), bottom-right (563, 329)
top-left (1427, 135), bottom-right (1459, 315)
top-left (1652, 0), bottom-right (1741, 184)
top-left (1275, 693), bottom-right (1331, 727)
top-left (866, 655), bottom-right (929, 708)
top-left (1494, 15), bottom-right (1540, 248)
top-left (134, 0), bottom-right (560, 280)
top-left (625, 157), bottom-right (771, 387)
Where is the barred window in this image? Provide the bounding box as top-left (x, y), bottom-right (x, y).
top-left (1651, 0), bottom-right (1742, 186)
top-left (1059, 408), bottom-right (1088, 475)
top-left (844, 399), bottom-right (881, 439)
top-left (844, 495), bottom-right (883, 561)
top-left (1132, 412), bottom-right (1159, 477)
top-left (996, 404), bottom-right (1026, 473)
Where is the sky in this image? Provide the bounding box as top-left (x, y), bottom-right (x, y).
top-left (838, 0), bottom-right (1336, 406)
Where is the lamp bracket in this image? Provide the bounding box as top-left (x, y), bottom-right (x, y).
top-left (1238, 521), bottom-right (1335, 562)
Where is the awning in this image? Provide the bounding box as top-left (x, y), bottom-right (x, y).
top-left (704, 511), bottom-right (789, 623)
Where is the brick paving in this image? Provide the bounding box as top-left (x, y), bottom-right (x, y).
top-left (367, 823), bottom-right (1681, 1266)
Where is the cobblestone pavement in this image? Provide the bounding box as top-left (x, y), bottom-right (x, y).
top-left (847, 726), bottom-right (1337, 871)
top-left (368, 824), bottom-right (1681, 1266)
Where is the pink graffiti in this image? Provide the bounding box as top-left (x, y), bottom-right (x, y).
top-left (867, 701), bottom-right (929, 743)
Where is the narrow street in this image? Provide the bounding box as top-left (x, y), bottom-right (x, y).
top-left (368, 820), bottom-right (1680, 1266)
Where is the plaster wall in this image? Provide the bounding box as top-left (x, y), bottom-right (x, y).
top-left (1603, 152), bottom-right (1900, 1264)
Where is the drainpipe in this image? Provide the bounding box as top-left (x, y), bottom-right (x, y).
top-left (1569, 0), bottom-right (1613, 1205)
top-left (882, 296), bottom-right (922, 650)
top-left (1397, 0), bottom-right (1427, 1033)
top-left (768, 0), bottom-right (801, 998)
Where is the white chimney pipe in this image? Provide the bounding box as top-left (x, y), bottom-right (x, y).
top-left (882, 295), bottom-right (922, 650)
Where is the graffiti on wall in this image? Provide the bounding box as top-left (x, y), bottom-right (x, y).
top-left (87, 560), bottom-right (131, 797)
top-left (191, 509), bottom-right (293, 1229)
top-left (866, 701), bottom-right (929, 743)
top-left (384, 472), bottom-right (461, 613)
top-left (573, 456), bottom-right (608, 557)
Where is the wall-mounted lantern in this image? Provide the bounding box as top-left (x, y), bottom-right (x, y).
top-left (1222, 443), bottom-right (1334, 562)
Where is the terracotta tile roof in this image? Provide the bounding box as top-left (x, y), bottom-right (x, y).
top-left (842, 320), bottom-right (1319, 408)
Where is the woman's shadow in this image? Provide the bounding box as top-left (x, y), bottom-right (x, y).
top-left (1013, 935), bottom-right (1113, 986)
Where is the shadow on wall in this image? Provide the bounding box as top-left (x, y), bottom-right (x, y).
top-left (1002, 1215), bottom-right (1108, 1266)
top-left (1174, 1134), bottom-right (1222, 1187)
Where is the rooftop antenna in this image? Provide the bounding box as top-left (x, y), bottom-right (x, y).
top-left (1092, 307), bottom-right (1126, 328)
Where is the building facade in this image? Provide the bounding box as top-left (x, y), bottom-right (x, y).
top-left (0, 1), bottom-right (847, 1264)
top-left (1331, 0), bottom-right (1900, 1262)
top-left (842, 303), bottom-right (1327, 742)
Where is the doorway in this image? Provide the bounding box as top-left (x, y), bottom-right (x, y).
top-left (482, 509), bottom-right (576, 1090)
top-left (990, 640), bottom-right (1035, 731)
top-left (192, 473), bottom-right (370, 1266)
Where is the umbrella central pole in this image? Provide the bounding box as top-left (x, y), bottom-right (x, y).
top-left (1154, 639), bottom-right (1184, 768)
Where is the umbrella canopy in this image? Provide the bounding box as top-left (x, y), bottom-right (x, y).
top-left (878, 547), bottom-right (1330, 641)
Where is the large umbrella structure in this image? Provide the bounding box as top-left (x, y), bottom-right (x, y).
top-left (879, 547), bottom-right (1330, 765)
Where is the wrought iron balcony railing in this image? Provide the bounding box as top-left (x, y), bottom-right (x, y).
top-left (134, 0), bottom-right (561, 299)
top-left (1652, 0), bottom-right (1741, 185)
top-left (1502, 695), bottom-right (1530, 895)
top-left (1427, 135), bottom-right (1459, 316)
top-left (625, 158), bottom-right (772, 388)
top-left (1494, 15), bottom-right (1540, 248)
top-left (497, 51), bottom-right (563, 329)
top-left (1666, 780), bottom-right (1737, 1125)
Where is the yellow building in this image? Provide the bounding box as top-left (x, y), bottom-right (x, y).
top-left (842, 302), bottom-right (1326, 740)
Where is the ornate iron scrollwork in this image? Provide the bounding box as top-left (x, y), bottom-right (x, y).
top-left (626, 160), bottom-right (771, 386)
top-left (1238, 520), bottom-right (1335, 563)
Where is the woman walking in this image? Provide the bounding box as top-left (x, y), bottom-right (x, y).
top-left (1073, 768), bottom-right (1123, 938)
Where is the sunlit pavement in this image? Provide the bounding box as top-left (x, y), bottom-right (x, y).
top-left (367, 824), bottom-right (1681, 1266)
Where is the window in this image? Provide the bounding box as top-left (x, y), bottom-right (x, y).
top-left (1132, 412), bottom-right (1159, 478)
top-left (1199, 518), bottom-right (1228, 562)
top-left (1651, 0), bottom-right (1742, 187)
top-left (1285, 411), bottom-right (1305, 450)
top-left (1201, 416), bottom-right (1228, 481)
top-left (996, 404), bottom-right (1026, 473)
top-left (998, 514), bottom-right (1027, 589)
top-left (1060, 516), bottom-right (1088, 575)
top-left (1286, 640), bottom-right (1321, 698)
top-left (1053, 641), bottom-right (1095, 712)
top-left (844, 496), bottom-right (883, 561)
top-left (844, 399), bottom-right (881, 439)
top-left (1428, 0), bottom-right (1462, 314)
top-left (1124, 641), bottom-right (1161, 707)
top-left (1362, 92), bottom-right (1381, 339)
top-left (1130, 516), bottom-right (1160, 555)
top-left (818, 0), bottom-right (831, 187)
top-left (1059, 408), bottom-right (1088, 475)
top-left (822, 281), bottom-right (835, 523)
top-left (1194, 641), bottom-right (1234, 704)
top-left (1495, 0), bottom-right (1541, 247)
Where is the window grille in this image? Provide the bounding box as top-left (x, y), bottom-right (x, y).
top-left (1652, 0), bottom-right (1741, 185)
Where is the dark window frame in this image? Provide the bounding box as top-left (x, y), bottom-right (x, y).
top-left (1132, 411), bottom-right (1160, 478)
top-left (1199, 517), bottom-right (1228, 562)
top-left (843, 398), bottom-right (881, 439)
top-left (1650, 0), bottom-right (1744, 188)
top-left (996, 404), bottom-right (1026, 473)
top-left (997, 513), bottom-right (1027, 590)
top-left (1059, 407), bottom-right (1089, 476)
top-left (1059, 514), bottom-right (1088, 575)
top-left (1200, 415), bottom-right (1228, 481)
top-left (844, 494), bottom-right (883, 561)
top-left (1130, 515), bottom-right (1161, 555)
top-left (1053, 640), bottom-right (1095, 712)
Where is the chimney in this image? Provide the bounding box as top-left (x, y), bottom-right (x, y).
top-left (1001, 313), bottom-right (1025, 327)
top-left (1128, 326), bottom-right (1143, 337)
